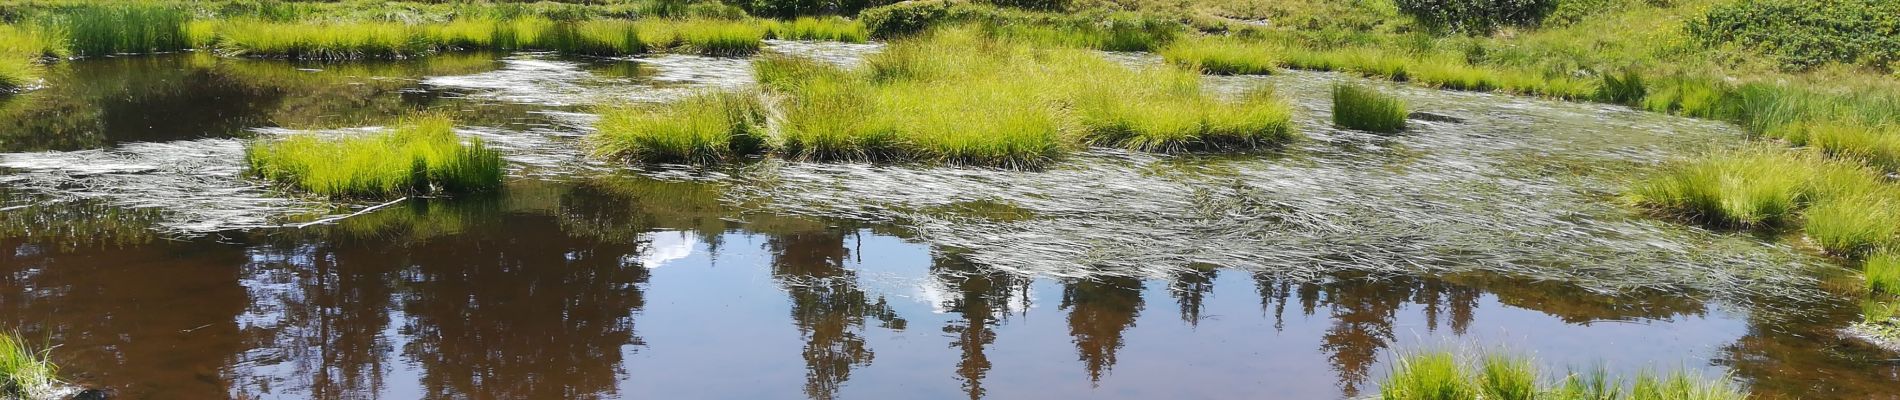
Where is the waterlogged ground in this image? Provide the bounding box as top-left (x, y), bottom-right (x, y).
top-left (2, 44), bottom-right (1897, 399)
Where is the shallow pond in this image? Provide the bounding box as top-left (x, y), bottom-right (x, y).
top-left (1, 45), bottom-right (1896, 399)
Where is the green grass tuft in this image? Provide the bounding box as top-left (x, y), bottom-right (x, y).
top-left (1333, 83), bottom-right (1408, 133)
top-left (1626, 149), bottom-right (1814, 228)
top-left (1628, 370), bottom-right (1748, 400)
top-left (60, 2), bottom-right (193, 56)
top-left (765, 17), bottom-right (869, 43)
top-left (1380, 351), bottom-right (1475, 400)
top-left (1478, 354), bottom-right (1538, 400)
top-left (1867, 252), bottom-right (1900, 295)
top-left (592, 91), bottom-right (768, 164)
top-left (246, 114), bottom-right (504, 198)
top-left (1161, 38), bottom-right (1277, 75)
top-left (0, 332), bottom-right (62, 400)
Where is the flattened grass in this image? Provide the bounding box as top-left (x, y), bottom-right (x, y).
top-left (246, 114), bottom-right (504, 198)
top-left (1333, 83), bottom-right (1407, 133)
top-left (592, 91), bottom-right (767, 163)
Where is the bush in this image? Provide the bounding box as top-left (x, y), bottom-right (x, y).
top-left (246, 114), bottom-right (504, 198)
top-left (1333, 83), bottom-right (1407, 133)
top-left (1689, 0), bottom-right (1900, 72)
top-left (1393, 0), bottom-right (1561, 34)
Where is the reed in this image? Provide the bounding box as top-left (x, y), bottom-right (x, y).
top-left (592, 91), bottom-right (768, 163)
top-left (1333, 83), bottom-right (1407, 133)
top-left (246, 114), bottom-right (504, 198)
top-left (0, 333), bottom-right (61, 400)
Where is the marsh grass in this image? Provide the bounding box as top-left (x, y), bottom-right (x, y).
top-left (0, 25), bottom-right (57, 91)
top-left (592, 91), bottom-right (767, 163)
top-left (60, 2), bottom-right (193, 56)
top-left (1070, 67), bottom-right (1294, 151)
top-left (1625, 149), bottom-right (1814, 228)
top-left (1598, 69), bottom-right (1647, 105)
top-left (246, 114), bottom-right (503, 198)
top-left (765, 17), bottom-right (868, 43)
top-left (215, 20), bottom-right (430, 59)
top-left (1380, 351), bottom-right (1474, 400)
top-left (1333, 83), bottom-right (1407, 133)
top-left (1867, 252), bottom-right (1900, 295)
top-left (1160, 38), bottom-right (1276, 75)
top-left (0, 333), bottom-right (61, 400)
top-left (640, 19), bottom-right (765, 56)
top-left (1379, 351), bottom-right (1746, 400)
top-left (1479, 354), bottom-right (1538, 400)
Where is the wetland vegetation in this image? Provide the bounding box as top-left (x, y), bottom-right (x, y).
top-left (3, 0), bottom-right (1900, 398)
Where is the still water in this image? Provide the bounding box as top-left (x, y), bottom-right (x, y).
top-left (1, 45), bottom-right (1897, 399)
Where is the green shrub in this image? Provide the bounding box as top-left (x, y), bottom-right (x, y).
top-left (1689, 0), bottom-right (1900, 72)
top-left (246, 114), bottom-right (504, 198)
top-left (1865, 252), bottom-right (1900, 295)
top-left (1380, 351), bottom-right (1474, 400)
top-left (592, 91), bottom-right (768, 163)
top-left (1333, 83), bottom-right (1407, 133)
top-left (1394, 0), bottom-right (1561, 34)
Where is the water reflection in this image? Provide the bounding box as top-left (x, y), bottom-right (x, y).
top-left (0, 181), bottom-right (1895, 398)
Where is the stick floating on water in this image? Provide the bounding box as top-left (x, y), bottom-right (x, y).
top-left (294, 197), bottom-right (408, 228)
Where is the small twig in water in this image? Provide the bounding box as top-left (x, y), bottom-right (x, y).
top-left (294, 197), bottom-right (408, 228)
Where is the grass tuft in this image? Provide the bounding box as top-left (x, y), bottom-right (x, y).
top-left (1478, 354), bottom-right (1538, 400)
top-left (1380, 350), bottom-right (1474, 400)
top-left (246, 114), bottom-right (504, 198)
top-left (765, 17), bottom-right (869, 43)
top-left (1867, 252), bottom-right (1900, 295)
top-left (1161, 38), bottom-right (1277, 75)
top-left (0, 332), bottom-right (62, 400)
top-left (592, 91), bottom-right (768, 164)
top-left (1333, 83), bottom-right (1407, 133)
top-left (1625, 149), bottom-right (1814, 228)
top-left (60, 2), bottom-right (193, 56)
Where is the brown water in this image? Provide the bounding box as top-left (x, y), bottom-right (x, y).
top-left (1, 46), bottom-right (1898, 399)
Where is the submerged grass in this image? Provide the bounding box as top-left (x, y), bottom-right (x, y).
top-left (246, 114), bottom-right (503, 198)
top-left (593, 91), bottom-right (767, 163)
top-left (0, 333), bottom-right (61, 400)
top-left (1379, 350), bottom-right (1746, 400)
top-left (1333, 83), bottom-right (1407, 133)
